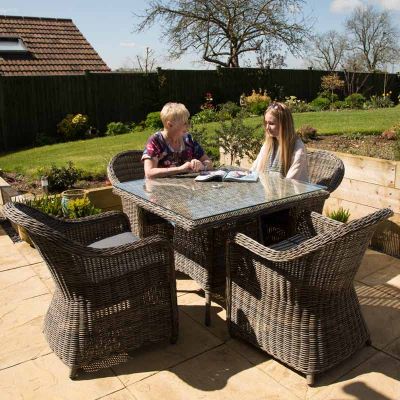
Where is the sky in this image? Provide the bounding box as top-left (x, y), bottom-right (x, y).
top-left (1, 0), bottom-right (400, 70)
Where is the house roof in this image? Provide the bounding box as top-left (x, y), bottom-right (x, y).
top-left (0, 15), bottom-right (111, 76)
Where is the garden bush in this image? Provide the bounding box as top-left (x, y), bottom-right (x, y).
top-left (318, 90), bottom-right (339, 103)
top-left (191, 109), bottom-right (219, 124)
top-left (38, 161), bottom-right (82, 192)
top-left (330, 100), bottom-right (347, 110)
top-left (20, 195), bottom-right (64, 218)
top-left (217, 101), bottom-right (242, 120)
top-left (216, 114), bottom-right (263, 165)
top-left (191, 123), bottom-right (220, 161)
top-left (145, 111), bottom-right (163, 129)
top-left (296, 125), bottom-right (318, 142)
top-left (20, 195), bottom-right (101, 219)
top-left (105, 122), bottom-right (131, 136)
top-left (365, 93), bottom-right (394, 109)
top-left (243, 89), bottom-right (271, 115)
top-left (57, 113), bottom-right (90, 141)
top-left (284, 96), bottom-right (310, 113)
top-left (309, 97), bottom-right (331, 111)
top-left (344, 93), bottom-right (366, 109)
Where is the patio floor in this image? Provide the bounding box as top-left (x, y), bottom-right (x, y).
top-left (1, 224), bottom-right (400, 400)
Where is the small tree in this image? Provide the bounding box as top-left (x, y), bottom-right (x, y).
top-left (321, 73), bottom-right (345, 103)
top-left (215, 114), bottom-right (262, 166)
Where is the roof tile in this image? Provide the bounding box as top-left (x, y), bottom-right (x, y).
top-left (0, 15), bottom-right (110, 75)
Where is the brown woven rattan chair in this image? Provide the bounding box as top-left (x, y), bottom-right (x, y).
top-left (3, 202), bottom-right (178, 379)
top-left (262, 150), bottom-right (345, 244)
top-left (226, 208), bottom-right (393, 386)
top-left (307, 150), bottom-right (345, 209)
top-left (107, 150), bottom-right (173, 239)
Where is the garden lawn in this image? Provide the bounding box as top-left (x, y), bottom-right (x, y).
top-left (0, 129), bottom-right (151, 179)
top-left (1, 106), bottom-right (399, 179)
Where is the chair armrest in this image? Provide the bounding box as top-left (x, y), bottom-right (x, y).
top-left (76, 235), bottom-right (174, 285)
top-left (61, 211), bottom-right (131, 245)
top-left (310, 212), bottom-right (343, 232)
top-left (230, 231), bottom-right (329, 263)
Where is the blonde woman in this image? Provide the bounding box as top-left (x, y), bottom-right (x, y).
top-left (251, 102), bottom-right (309, 181)
top-left (252, 102), bottom-right (309, 243)
top-left (142, 102), bottom-right (212, 179)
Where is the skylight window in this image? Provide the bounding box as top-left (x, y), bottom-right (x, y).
top-left (0, 37), bottom-right (28, 53)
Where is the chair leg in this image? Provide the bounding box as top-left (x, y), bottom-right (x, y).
top-left (205, 291), bottom-right (211, 326)
top-left (69, 367), bottom-right (78, 380)
top-left (306, 374), bottom-right (315, 386)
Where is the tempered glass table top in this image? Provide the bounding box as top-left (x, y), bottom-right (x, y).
top-left (115, 173), bottom-right (326, 222)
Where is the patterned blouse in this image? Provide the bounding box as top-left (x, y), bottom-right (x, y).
top-left (142, 131), bottom-right (205, 168)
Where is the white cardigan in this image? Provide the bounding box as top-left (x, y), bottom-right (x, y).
top-left (251, 138), bottom-right (310, 182)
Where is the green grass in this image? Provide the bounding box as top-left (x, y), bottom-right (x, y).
top-left (0, 130), bottom-right (151, 179)
top-left (1, 106), bottom-right (399, 179)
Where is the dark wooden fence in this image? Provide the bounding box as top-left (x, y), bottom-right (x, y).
top-left (0, 68), bottom-right (399, 152)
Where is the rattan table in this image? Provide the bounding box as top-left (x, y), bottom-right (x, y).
top-left (115, 173), bottom-right (329, 324)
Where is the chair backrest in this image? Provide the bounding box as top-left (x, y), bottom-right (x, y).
top-left (2, 202), bottom-right (81, 296)
top-left (107, 150), bottom-right (144, 185)
top-left (307, 150), bottom-right (345, 193)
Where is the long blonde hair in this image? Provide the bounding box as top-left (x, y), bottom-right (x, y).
top-left (256, 102), bottom-right (297, 175)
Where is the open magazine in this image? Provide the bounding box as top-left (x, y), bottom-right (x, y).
top-left (195, 170), bottom-right (259, 182)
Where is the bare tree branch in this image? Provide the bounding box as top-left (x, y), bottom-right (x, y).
top-left (345, 5), bottom-right (400, 72)
top-left (134, 0), bottom-right (309, 68)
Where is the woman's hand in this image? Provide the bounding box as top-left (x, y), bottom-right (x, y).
top-left (179, 161), bottom-right (192, 173)
top-left (190, 159), bottom-right (204, 172)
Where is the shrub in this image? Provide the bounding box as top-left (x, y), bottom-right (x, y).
top-left (318, 90), bottom-right (339, 103)
top-left (66, 197), bottom-right (101, 219)
top-left (344, 93), bottom-right (366, 109)
top-left (105, 122), bottom-right (131, 136)
top-left (327, 207), bottom-right (350, 223)
top-left (309, 97), bottom-right (331, 111)
top-left (145, 111), bottom-right (163, 129)
top-left (243, 89), bottom-right (271, 115)
top-left (381, 130), bottom-right (397, 140)
top-left (330, 100), bottom-right (347, 110)
top-left (191, 123), bottom-right (220, 162)
top-left (57, 113), bottom-right (90, 141)
top-left (191, 109), bottom-right (219, 124)
top-left (296, 125), bottom-right (318, 142)
top-left (247, 100), bottom-right (269, 115)
top-left (364, 93), bottom-right (394, 109)
top-left (39, 161), bottom-right (82, 192)
top-left (215, 115), bottom-right (262, 165)
top-left (284, 96), bottom-right (310, 113)
top-left (20, 195), bottom-right (64, 218)
top-left (217, 101), bottom-right (242, 120)
top-left (19, 195), bottom-right (101, 219)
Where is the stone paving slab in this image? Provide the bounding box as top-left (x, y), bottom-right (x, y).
top-left (0, 234), bottom-right (399, 399)
top-left (355, 282), bottom-right (400, 350)
top-left (0, 293), bottom-right (52, 370)
top-left (127, 344), bottom-right (299, 400)
top-left (0, 265), bottom-right (49, 305)
top-left (112, 312), bottom-right (222, 386)
top-left (0, 353), bottom-right (124, 400)
top-left (311, 351), bottom-right (400, 400)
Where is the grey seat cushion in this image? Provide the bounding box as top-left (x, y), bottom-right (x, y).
top-left (89, 232), bottom-right (139, 249)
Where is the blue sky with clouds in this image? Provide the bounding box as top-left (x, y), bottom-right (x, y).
top-left (1, 0), bottom-right (399, 70)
